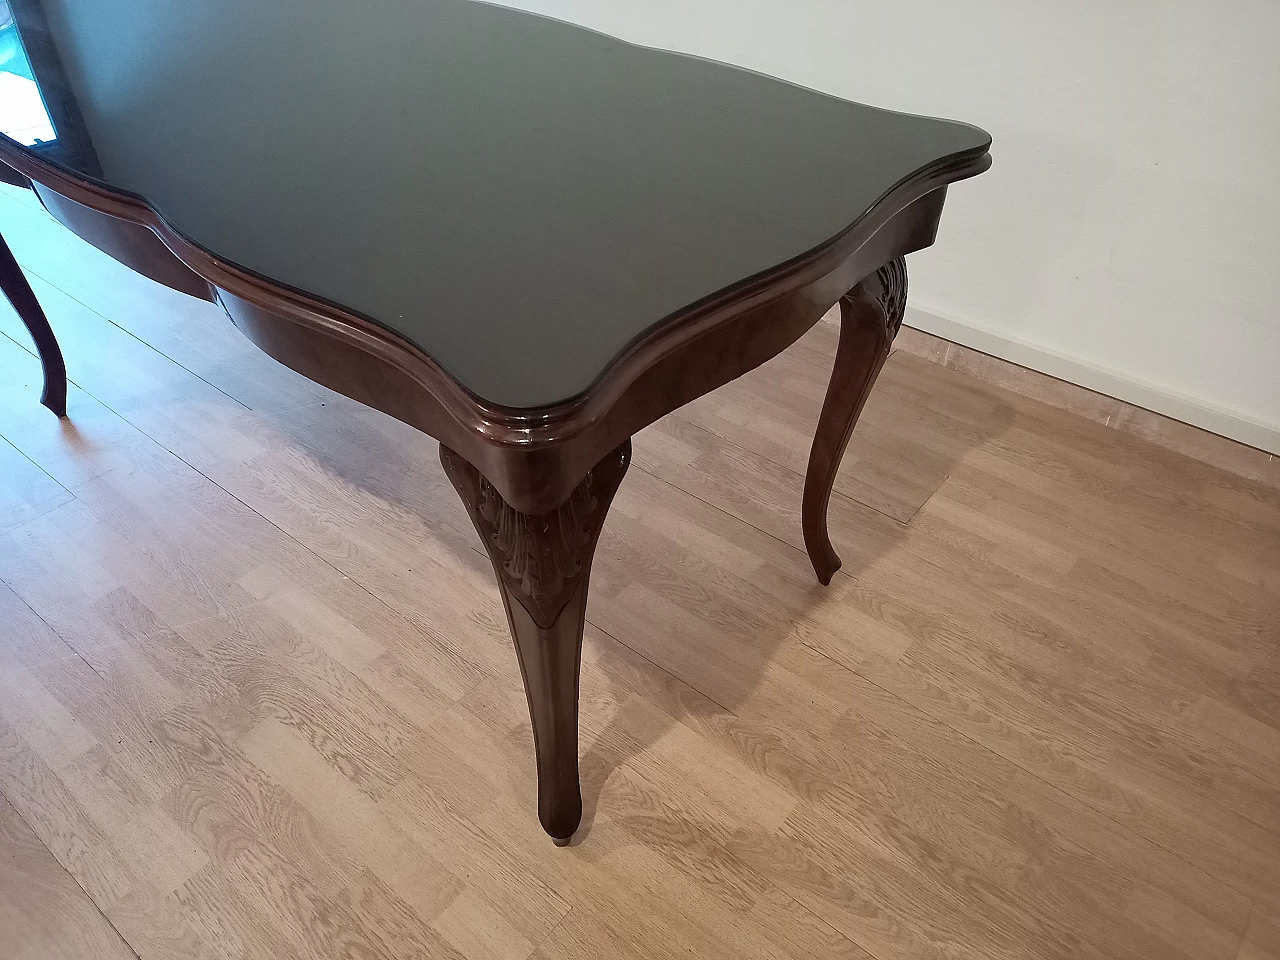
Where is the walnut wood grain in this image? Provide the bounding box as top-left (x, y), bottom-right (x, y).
top-left (0, 229), bottom-right (66, 416)
top-left (440, 440), bottom-right (631, 844)
top-left (31, 186), bottom-right (215, 303)
top-left (803, 257), bottom-right (907, 584)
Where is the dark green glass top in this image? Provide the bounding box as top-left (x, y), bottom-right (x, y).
top-left (0, 0), bottom-right (990, 408)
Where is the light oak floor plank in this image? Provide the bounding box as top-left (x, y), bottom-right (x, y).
top-left (0, 793), bottom-right (138, 960)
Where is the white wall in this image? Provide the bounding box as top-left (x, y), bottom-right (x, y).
top-left (495, 0), bottom-right (1280, 453)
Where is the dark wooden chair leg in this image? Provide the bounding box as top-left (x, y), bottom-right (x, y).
top-left (440, 439), bottom-right (631, 844)
top-left (802, 257), bottom-right (908, 585)
top-left (0, 230), bottom-right (67, 417)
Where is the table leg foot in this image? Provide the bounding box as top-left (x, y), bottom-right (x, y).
top-left (0, 230), bottom-right (67, 417)
top-left (441, 439), bottom-right (631, 844)
top-left (802, 257), bottom-right (907, 585)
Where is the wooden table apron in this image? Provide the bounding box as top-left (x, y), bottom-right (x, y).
top-left (0, 138), bottom-right (988, 844)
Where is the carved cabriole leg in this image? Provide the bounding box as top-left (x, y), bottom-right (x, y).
top-left (802, 257), bottom-right (907, 585)
top-left (440, 440), bottom-right (631, 844)
top-left (0, 230), bottom-right (67, 417)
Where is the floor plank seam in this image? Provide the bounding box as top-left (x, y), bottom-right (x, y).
top-left (3, 254), bottom-right (252, 412)
top-left (1, 324), bottom-right (107, 413)
top-left (629, 458), bottom-right (895, 576)
top-left (658, 408), bottom-right (916, 528)
top-left (902, 467), bottom-right (956, 526)
top-left (0, 568), bottom-right (99, 672)
top-left (580, 620), bottom-right (738, 718)
top-left (525, 905), bottom-right (572, 959)
top-left (319, 569), bottom-right (492, 707)
top-left (0, 324), bottom-right (39, 361)
top-left (4, 357), bottom-right (415, 675)
top-left (774, 884), bottom-right (879, 959)
top-left (0, 782), bottom-right (144, 960)
top-left (0, 495), bottom-right (79, 540)
top-left (58, 382), bottom-right (354, 585)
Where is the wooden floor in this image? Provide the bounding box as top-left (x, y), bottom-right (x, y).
top-left (1, 183), bottom-right (1278, 960)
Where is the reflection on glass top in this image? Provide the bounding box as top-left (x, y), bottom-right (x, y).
top-left (0, 1), bottom-right (54, 145)
top-left (0, 0), bottom-right (990, 408)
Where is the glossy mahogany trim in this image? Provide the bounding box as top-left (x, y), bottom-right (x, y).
top-left (33, 186), bottom-right (215, 302)
top-left (0, 137), bottom-right (987, 429)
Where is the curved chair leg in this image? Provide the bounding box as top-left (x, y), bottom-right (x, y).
top-left (440, 440), bottom-right (631, 845)
top-left (0, 230), bottom-right (67, 417)
top-left (802, 257), bottom-right (908, 585)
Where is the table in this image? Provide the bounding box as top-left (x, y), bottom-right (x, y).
top-left (0, 0), bottom-right (990, 845)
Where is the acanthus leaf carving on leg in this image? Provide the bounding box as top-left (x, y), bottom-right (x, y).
top-left (470, 467), bottom-right (609, 629)
top-left (440, 440), bottom-right (631, 843)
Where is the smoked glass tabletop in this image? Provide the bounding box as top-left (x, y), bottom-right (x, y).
top-left (0, 0), bottom-right (990, 408)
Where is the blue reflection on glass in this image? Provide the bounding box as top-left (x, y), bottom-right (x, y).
top-left (1, 0), bottom-right (56, 145)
